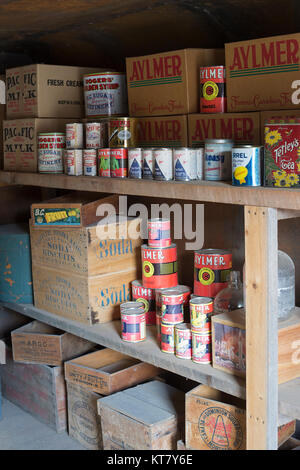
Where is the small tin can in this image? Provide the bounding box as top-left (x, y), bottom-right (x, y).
top-left (192, 330), bottom-right (212, 364)
top-left (175, 323), bottom-right (192, 359)
top-left (156, 312), bottom-right (162, 344)
top-left (121, 310), bottom-right (146, 343)
top-left (65, 149), bottom-right (83, 176)
top-left (174, 148), bottom-right (197, 181)
top-left (154, 148), bottom-right (173, 181)
top-left (83, 149), bottom-right (97, 176)
top-left (109, 118), bottom-right (138, 148)
top-left (131, 280), bottom-right (156, 326)
top-left (86, 122), bottom-right (108, 149)
top-left (148, 218), bottom-right (171, 248)
top-left (204, 139), bottom-right (234, 181)
top-left (98, 148), bottom-right (110, 177)
top-left (83, 72), bottom-right (128, 117)
top-left (142, 244), bottom-right (178, 289)
top-left (200, 66), bottom-right (226, 114)
top-left (161, 322), bottom-right (175, 354)
top-left (110, 148), bottom-right (128, 178)
top-left (161, 289), bottom-right (185, 325)
top-left (38, 133), bottom-right (65, 174)
top-left (194, 249), bottom-right (232, 298)
top-left (142, 148), bottom-right (155, 180)
top-left (195, 147), bottom-right (204, 180)
top-left (190, 297), bottom-right (214, 333)
top-left (66, 123), bottom-right (83, 149)
top-left (120, 301), bottom-right (145, 312)
top-left (232, 145), bottom-right (262, 187)
top-left (128, 148), bottom-right (143, 179)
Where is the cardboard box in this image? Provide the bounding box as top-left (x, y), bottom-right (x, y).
top-left (260, 109), bottom-right (300, 142)
top-left (3, 118), bottom-right (71, 172)
top-left (65, 348), bottom-right (160, 394)
top-left (212, 308), bottom-right (300, 384)
top-left (126, 48), bottom-right (224, 117)
top-left (137, 115), bottom-right (188, 147)
top-left (11, 320), bottom-right (94, 366)
top-left (98, 380), bottom-right (185, 450)
top-left (188, 112), bottom-right (261, 146)
top-left (6, 64), bottom-right (102, 119)
top-left (225, 33), bottom-right (300, 112)
top-left (0, 104), bottom-right (5, 169)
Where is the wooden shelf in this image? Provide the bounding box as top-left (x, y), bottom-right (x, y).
top-left (1, 171), bottom-right (300, 209)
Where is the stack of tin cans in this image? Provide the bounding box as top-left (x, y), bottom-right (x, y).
top-left (65, 123), bottom-right (84, 176)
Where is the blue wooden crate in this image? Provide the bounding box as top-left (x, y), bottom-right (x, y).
top-left (0, 224), bottom-right (33, 303)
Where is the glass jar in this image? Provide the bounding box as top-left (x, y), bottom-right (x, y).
top-left (214, 271), bottom-right (244, 315)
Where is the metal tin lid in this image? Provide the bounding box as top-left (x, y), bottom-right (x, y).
top-left (38, 132), bottom-right (65, 135)
top-left (131, 280), bottom-right (143, 287)
top-left (194, 248), bottom-right (231, 256)
top-left (142, 243), bottom-right (176, 250)
top-left (84, 71), bottom-right (124, 77)
top-left (175, 323), bottom-right (191, 331)
top-left (153, 148), bottom-right (173, 151)
top-left (162, 286), bottom-right (191, 297)
top-left (128, 148), bottom-right (143, 151)
top-left (148, 218), bottom-right (170, 223)
top-left (205, 139), bottom-right (234, 144)
top-left (232, 145), bottom-right (263, 149)
top-left (191, 328), bottom-right (211, 335)
top-left (190, 297), bottom-right (213, 305)
top-left (121, 309), bottom-right (145, 316)
top-left (120, 301), bottom-right (144, 310)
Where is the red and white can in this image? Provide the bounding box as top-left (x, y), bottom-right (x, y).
top-left (175, 323), bottom-right (192, 359)
top-left (38, 133), bottom-right (65, 174)
top-left (161, 322), bottom-right (175, 354)
top-left (200, 66), bottom-right (226, 114)
top-left (83, 149), bottom-right (97, 176)
top-left (142, 244), bottom-right (178, 289)
top-left (121, 310), bottom-right (146, 343)
top-left (110, 148), bottom-right (128, 178)
top-left (65, 149), bottom-right (83, 176)
top-left (148, 218), bottom-right (171, 248)
top-left (120, 301), bottom-right (145, 312)
top-left (142, 148), bottom-right (155, 180)
top-left (131, 280), bottom-right (156, 326)
top-left (98, 148), bottom-right (110, 177)
top-left (66, 123), bottom-right (83, 149)
top-left (194, 249), bottom-right (232, 298)
top-left (190, 297), bottom-right (214, 333)
top-left (86, 122), bottom-right (107, 148)
top-left (192, 330), bottom-right (212, 364)
top-left (161, 289), bottom-right (184, 325)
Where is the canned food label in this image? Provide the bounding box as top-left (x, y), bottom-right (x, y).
top-left (98, 149), bottom-right (110, 177)
top-left (110, 149), bottom-right (128, 178)
top-left (232, 147), bottom-right (262, 186)
top-left (143, 149), bottom-right (154, 179)
top-left (84, 73), bottom-right (128, 117)
top-left (33, 207), bottom-right (81, 226)
top-left (38, 134), bottom-right (65, 173)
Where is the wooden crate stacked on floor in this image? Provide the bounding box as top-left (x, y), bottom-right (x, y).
top-left (0, 339), bottom-right (5, 421)
top-left (64, 348), bottom-right (160, 450)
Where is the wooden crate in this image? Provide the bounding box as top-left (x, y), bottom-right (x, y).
top-left (11, 320), bottom-right (95, 366)
top-left (186, 385), bottom-right (296, 450)
top-left (212, 308), bottom-right (300, 384)
top-left (97, 380), bottom-right (185, 450)
top-left (66, 382), bottom-right (103, 450)
top-left (0, 346), bottom-right (67, 432)
top-left (65, 348), bottom-right (160, 395)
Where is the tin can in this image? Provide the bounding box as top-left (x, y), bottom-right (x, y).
top-left (131, 280), bottom-right (156, 326)
top-left (38, 133), bottom-right (65, 174)
top-left (232, 145), bottom-right (262, 187)
top-left (65, 149), bottom-right (83, 176)
top-left (83, 72), bottom-right (128, 117)
top-left (110, 148), bottom-right (128, 178)
top-left (128, 148), bottom-right (143, 179)
top-left (155, 288), bottom-right (165, 315)
top-left (194, 249), bottom-right (232, 298)
top-left (86, 122), bottom-right (108, 149)
top-left (156, 312), bottom-right (162, 344)
top-left (161, 322), bottom-right (175, 354)
top-left (148, 218), bottom-right (171, 248)
top-left (98, 148), bottom-right (110, 177)
top-left (121, 310), bottom-right (146, 343)
top-left (200, 66), bottom-right (226, 114)
top-left (161, 289), bottom-right (184, 324)
top-left (174, 148), bottom-right (197, 181)
top-left (142, 148), bottom-right (155, 180)
top-left (204, 139), bottom-right (234, 181)
top-left (195, 147), bottom-right (204, 180)
top-left (83, 149), bottom-right (97, 176)
top-left (190, 297), bottom-right (214, 333)
top-left (154, 148), bottom-right (173, 181)
top-left (175, 323), bottom-right (192, 359)
top-left (192, 330), bottom-right (211, 364)
top-left (142, 244), bottom-right (178, 289)
top-left (161, 285), bottom-right (191, 319)
top-left (109, 118), bottom-right (138, 148)
top-left (66, 123), bottom-right (83, 149)
top-left (120, 301), bottom-right (145, 312)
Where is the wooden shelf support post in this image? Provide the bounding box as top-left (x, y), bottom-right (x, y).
top-left (245, 206), bottom-right (278, 450)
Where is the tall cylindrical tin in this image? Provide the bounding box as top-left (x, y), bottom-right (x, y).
top-left (142, 148), bottom-right (155, 180)
top-left (128, 148), bottom-right (143, 179)
top-left (121, 310), bottom-right (146, 343)
top-left (110, 148), bottom-right (128, 178)
top-left (66, 123), bottom-right (83, 149)
top-left (174, 148), bottom-right (197, 181)
top-left (83, 149), bottom-right (97, 176)
top-left (131, 280), bottom-right (156, 326)
top-left (141, 244), bottom-right (178, 289)
top-left (38, 133), bottom-right (65, 174)
top-left (154, 148), bottom-right (173, 181)
top-left (85, 122), bottom-right (107, 148)
top-left (194, 249), bottom-right (232, 298)
top-left (148, 218), bottom-right (171, 248)
top-left (190, 296), bottom-right (214, 333)
top-left (175, 323), bottom-right (192, 359)
top-left (98, 148), bottom-right (110, 177)
top-left (109, 118), bottom-right (138, 148)
top-left (200, 66), bottom-right (226, 114)
top-left (232, 145), bottom-right (263, 187)
top-left (192, 330), bottom-right (212, 364)
top-left (83, 72), bottom-right (128, 117)
top-left (65, 149), bottom-right (83, 176)
top-left (204, 139), bottom-right (234, 181)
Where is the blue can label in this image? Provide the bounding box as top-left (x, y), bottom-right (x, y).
top-left (232, 147), bottom-right (262, 187)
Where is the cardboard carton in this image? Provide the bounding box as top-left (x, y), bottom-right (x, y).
top-left (137, 115), bottom-right (188, 147)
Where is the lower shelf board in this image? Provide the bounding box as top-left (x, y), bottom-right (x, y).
top-left (0, 301), bottom-right (299, 420)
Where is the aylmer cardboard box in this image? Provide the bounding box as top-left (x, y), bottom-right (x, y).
top-left (225, 33), bottom-right (300, 112)
top-left (126, 48), bottom-right (224, 117)
top-left (260, 109), bottom-right (300, 141)
top-left (3, 118), bottom-right (71, 172)
top-left (188, 112), bottom-right (261, 146)
top-left (137, 115), bottom-right (188, 147)
top-left (6, 64), bottom-right (102, 119)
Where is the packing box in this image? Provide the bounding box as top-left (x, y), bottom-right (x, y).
top-left (0, 345), bottom-right (67, 432)
top-left (126, 48), bottom-right (224, 117)
top-left (225, 33), bottom-right (300, 112)
top-left (212, 308), bottom-right (300, 384)
top-left (98, 380), bottom-right (185, 450)
top-left (3, 118), bottom-right (71, 172)
top-left (188, 112), bottom-right (261, 146)
top-left (11, 320), bottom-right (94, 366)
top-left (260, 109), bottom-right (300, 142)
top-left (65, 348), bottom-right (160, 395)
top-left (186, 384), bottom-right (295, 450)
top-left (0, 104), bottom-right (5, 169)
top-left (137, 115), bottom-right (188, 147)
top-left (6, 64), bottom-right (102, 119)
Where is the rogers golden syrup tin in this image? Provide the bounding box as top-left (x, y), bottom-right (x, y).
top-left (109, 118), bottom-right (138, 148)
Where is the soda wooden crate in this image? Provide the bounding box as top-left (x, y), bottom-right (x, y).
top-left (66, 381), bottom-right (103, 450)
top-left (11, 320), bottom-right (95, 366)
top-left (212, 308), bottom-right (300, 384)
top-left (0, 340), bottom-right (4, 422)
top-left (0, 345), bottom-right (67, 432)
top-left (186, 385), bottom-right (295, 450)
top-left (97, 380), bottom-right (185, 450)
top-left (65, 348), bottom-right (160, 395)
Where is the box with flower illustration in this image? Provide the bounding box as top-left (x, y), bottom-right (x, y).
top-left (264, 122), bottom-right (300, 188)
